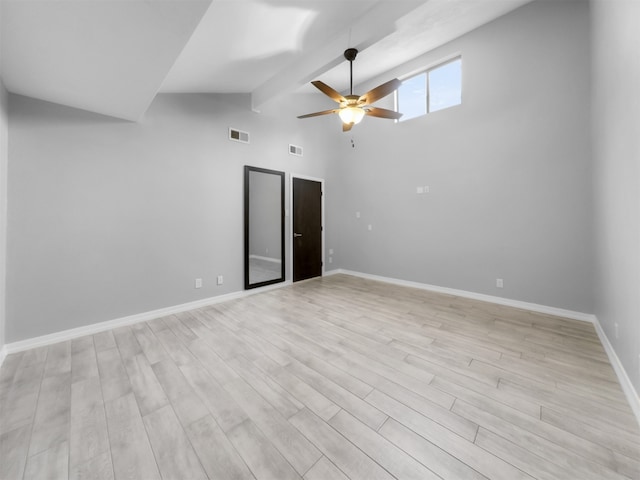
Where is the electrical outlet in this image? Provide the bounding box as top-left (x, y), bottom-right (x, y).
top-left (329, 248), bottom-right (334, 255)
top-left (195, 278), bottom-right (203, 289)
top-left (356, 211), bottom-right (361, 218)
top-left (496, 278), bottom-right (503, 288)
top-left (614, 323), bottom-right (619, 339)
top-left (217, 275), bottom-right (224, 285)
top-left (416, 186), bottom-right (424, 194)
top-left (367, 224), bottom-right (372, 231)
top-left (329, 257), bottom-right (333, 264)
top-left (424, 185), bottom-right (430, 193)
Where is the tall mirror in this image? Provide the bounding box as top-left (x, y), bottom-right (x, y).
top-left (244, 166), bottom-right (285, 289)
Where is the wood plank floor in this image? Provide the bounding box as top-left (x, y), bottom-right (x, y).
top-left (1, 274), bottom-right (639, 479)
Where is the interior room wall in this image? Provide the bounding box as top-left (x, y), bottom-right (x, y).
top-left (6, 92), bottom-right (334, 342)
top-left (591, 0), bottom-right (640, 393)
top-left (0, 80), bottom-right (8, 354)
top-left (0, 1), bottom-right (6, 356)
top-left (6, 1), bottom-right (628, 391)
top-left (328, 0), bottom-right (594, 313)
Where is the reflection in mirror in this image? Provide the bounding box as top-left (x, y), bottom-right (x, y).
top-left (244, 166), bottom-right (285, 289)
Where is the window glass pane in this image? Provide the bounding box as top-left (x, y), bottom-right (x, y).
top-left (428, 58), bottom-right (461, 113)
top-left (397, 73), bottom-right (426, 122)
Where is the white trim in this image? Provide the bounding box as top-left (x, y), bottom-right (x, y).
top-left (332, 269), bottom-right (595, 322)
top-left (397, 51), bottom-right (464, 83)
top-left (289, 173), bottom-right (325, 282)
top-left (592, 316), bottom-right (640, 425)
top-left (2, 280), bottom-right (291, 356)
top-left (395, 53), bottom-right (463, 123)
top-left (2, 268), bottom-right (639, 427)
top-left (327, 268), bottom-right (639, 426)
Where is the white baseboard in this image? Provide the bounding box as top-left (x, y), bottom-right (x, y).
top-left (328, 268), bottom-right (639, 426)
top-left (592, 316), bottom-right (640, 425)
top-left (2, 280), bottom-right (291, 358)
top-left (2, 269), bottom-right (638, 427)
top-left (329, 269), bottom-right (595, 322)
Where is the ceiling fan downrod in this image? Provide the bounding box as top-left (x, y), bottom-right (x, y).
top-left (344, 48), bottom-right (358, 96)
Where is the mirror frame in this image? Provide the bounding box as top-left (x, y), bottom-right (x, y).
top-left (244, 166), bottom-right (285, 290)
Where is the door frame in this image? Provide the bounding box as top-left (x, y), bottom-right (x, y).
top-left (289, 173), bottom-right (325, 282)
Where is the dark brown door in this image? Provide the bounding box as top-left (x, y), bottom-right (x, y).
top-left (293, 177), bottom-right (322, 282)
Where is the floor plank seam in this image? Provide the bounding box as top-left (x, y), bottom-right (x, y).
top-left (2, 274), bottom-right (639, 480)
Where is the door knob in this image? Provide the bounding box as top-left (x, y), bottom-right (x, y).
top-left (294, 233), bottom-right (303, 237)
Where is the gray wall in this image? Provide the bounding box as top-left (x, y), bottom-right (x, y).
top-left (328, 0), bottom-right (594, 313)
top-left (6, 93), bottom-right (334, 342)
top-left (0, 80), bottom-right (7, 352)
top-left (591, 0), bottom-right (640, 392)
top-left (6, 0), bottom-right (636, 402)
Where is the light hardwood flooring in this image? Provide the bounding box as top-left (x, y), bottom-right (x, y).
top-left (1, 274), bottom-right (639, 479)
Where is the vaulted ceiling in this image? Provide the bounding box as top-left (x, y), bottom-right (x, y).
top-left (0, 0), bottom-right (532, 121)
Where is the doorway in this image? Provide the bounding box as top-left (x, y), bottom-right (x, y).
top-left (291, 175), bottom-right (324, 282)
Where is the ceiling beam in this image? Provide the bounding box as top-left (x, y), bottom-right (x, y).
top-left (250, 1), bottom-right (425, 112)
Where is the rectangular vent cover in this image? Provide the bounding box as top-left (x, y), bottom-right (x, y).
top-left (289, 144), bottom-right (303, 156)
top-left (229, 128), bottom-right (250, 144)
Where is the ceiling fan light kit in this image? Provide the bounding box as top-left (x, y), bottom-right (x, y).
top-left (298, 48), bottom-right (403, 132)
top-left (338, 106), bottom-right (365, 125)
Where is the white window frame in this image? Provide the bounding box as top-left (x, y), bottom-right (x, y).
top-left (395, 54), bottom-right (462, 122)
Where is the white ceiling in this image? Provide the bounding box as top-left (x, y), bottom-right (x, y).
top-left (0, 0), bottom-right (532, 121)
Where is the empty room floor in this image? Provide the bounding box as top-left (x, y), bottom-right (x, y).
top-left (1, 274), bottom-right (639, 479)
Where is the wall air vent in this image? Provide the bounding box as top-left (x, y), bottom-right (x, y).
top-left (289, 144), bottom-right (303, 156)
top-left (229, 128), bottom-right (250, 144)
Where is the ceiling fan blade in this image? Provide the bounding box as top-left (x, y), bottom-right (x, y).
top-left (358, 78), bottom-right (402, 105)
top-left (365, 106), bottom-right (403, 120)
top-left (311, 81), bottom-right (346, 103)
top-left (342, 122), bottom-right (354, 132)
top-left (297, 108), bottom-right (339, 119)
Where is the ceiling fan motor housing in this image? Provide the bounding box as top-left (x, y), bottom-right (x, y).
top-left (344, 48), bottom-right (358, 62)
top-left (342, 95), bottom-right (361, 107)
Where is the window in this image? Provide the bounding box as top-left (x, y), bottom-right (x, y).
top-left (396, 57), bottom-right (461, 122)
top-left (428, 58), bottom-right (462, 112)
top-left (396, 73), bottom-right (427, 122)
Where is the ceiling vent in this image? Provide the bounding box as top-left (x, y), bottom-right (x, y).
top-left (229, 128), bottom-right (249, 144)
top-left (289, 144), bottom-right (303, 156)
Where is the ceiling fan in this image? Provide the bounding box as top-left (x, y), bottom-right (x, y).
top-left (298, 48), bottom-right (403, 132)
